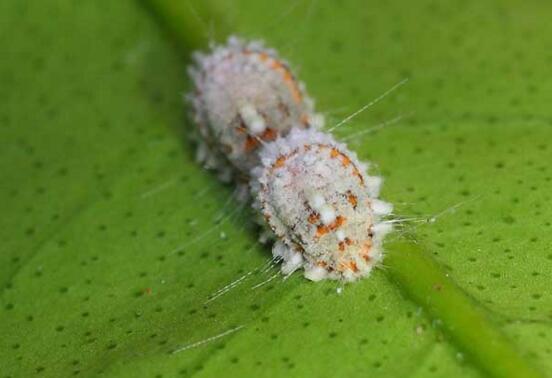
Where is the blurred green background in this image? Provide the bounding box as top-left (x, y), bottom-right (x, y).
top-left (1, 0), bottom-right (551, 377)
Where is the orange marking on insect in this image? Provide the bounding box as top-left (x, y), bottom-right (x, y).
top-left (269, 59), bottom-right (283, 70)
top-left (243, 126), bottom-right (277, 154)
top-left (329, 148), bottom-right (352, 167)
top-left (360, 240), bottom-right (373, 262)
top-left (353, 168), bottom-right (364, 184)
top-left (336, 260), bottom-right (356, 272)
top-left (347, 192), bottom-right (358, 208)
top-left (244, 135), bottom-right (258, 152)
top-left (316, 225), bottom-right (329, 237)
top-left (274, 156), bottom-right (287, 168)
top-left (340, 155), bottom-right (351, 167)
top-left (308, 213), bottom-right (320, 224)
top-left (269, 148), bottom-right (300, 172)
top-left (261, 128), bottom-right (277, 141)
top-left (269, 59), bottom-right (302, 103)
top-left (315, 215), bottom-right (346, 238)
top-left (348, 261), bottom-right (359, 272)
top-left (334, 215), bottom-right (346, 228)
top-left (338, 260), bottom-right (359, 272)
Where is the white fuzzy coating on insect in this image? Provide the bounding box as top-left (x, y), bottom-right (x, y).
top-left (239, 103), bottom-right (266, 134)
top-left (187, 36), bottom-right (322, 179)
top-left (251, 128), bottom-right (393, 282)
top-left (187, 37), bottom-right (393, 282)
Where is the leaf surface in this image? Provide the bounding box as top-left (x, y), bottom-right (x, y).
top-left (1, 1), bottom-right (551, 377)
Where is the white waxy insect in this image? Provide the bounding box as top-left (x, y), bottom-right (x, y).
top-left (251, 128), bottom-right (393, 281)
top-left (188, 36), bottom-right (323, 182)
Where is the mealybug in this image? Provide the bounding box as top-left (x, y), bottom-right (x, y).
top-left (251, 128), bottom-right (392, 281)
top-left (188, 36), bottom-right (323, 183)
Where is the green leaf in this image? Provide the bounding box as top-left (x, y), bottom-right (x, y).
top-left (1, 1), bottom-right (550, 377)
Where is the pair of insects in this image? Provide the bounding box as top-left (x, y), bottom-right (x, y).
top-left (188, 36), bottom-right (392, 282)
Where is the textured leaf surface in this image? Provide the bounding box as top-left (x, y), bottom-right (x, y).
top-left (1, 0), bottom-right (551, 377)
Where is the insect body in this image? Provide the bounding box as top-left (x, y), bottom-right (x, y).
top-left (188, 37), bottom-right (323, 182)
top-left (252, 128), bottom-right (392, 281)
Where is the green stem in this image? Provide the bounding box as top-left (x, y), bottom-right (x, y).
top-left (140, 1), bottom-right (545, 377)
top-left (141, 0), bottom-right (230, 52)
top-left (385, 237), bottom-right (544, 378)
